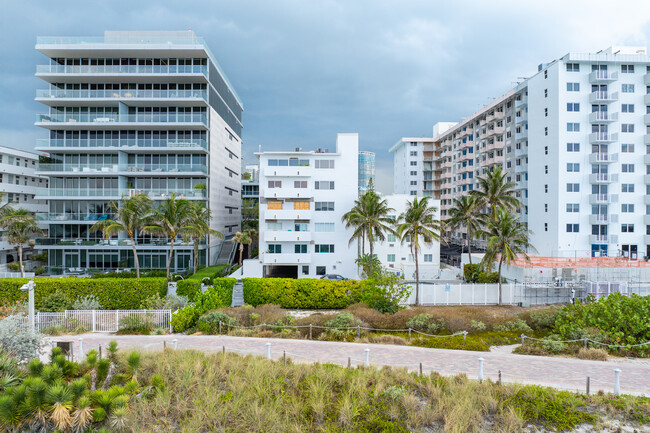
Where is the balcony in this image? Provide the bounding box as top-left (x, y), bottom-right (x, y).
top-left (589, 91), bottom-right (618, 103)
top-left (514, 163), bottom-right (527, 173)
top-left (644, 154), bottom-right (650, 164)
top-left (515, 98), bottom-right (527, 109)
top-left (263, 166), bottom-right (312, 177)
top-left (588, 70), bottom-right (618, 83)
top-left (589, 111), bottom-right (618, 123)
top-left (589, 132), bottom-right (618, 144)
top-left (589, 214), bottom-right (618, 224)
top-left (35, 113), bottom-right (208, 129)
top-left (645, 73), bottom-right (650, 85)
top-left (589, 173), bottom-right (618, 183)
top-left (645, 135), bottom-right (650, 145)
top-left (262, 253), bottom-right (311, 265)
top-left (35, 237), bottom-right (200, 248)
top-left (36, 138), bottom-right (207, 153)
top-left (645, 195), bottom-right (650, 205)
top-left (514, 131), bottom-right (527, 141)
top-left (590, 234), bottom-right (616, 244)
top-left (483, 156), bottom-right (504, 167)
top-left (644, 174), bottom-right (650, 184)
top-left (35, 188), bottom-right (205, 199)
top-left (36, 213), bottom-right (115, 222)
top-left (263, 231), bottom-right (312, 242)
top-left (644, 215), bottom-right (650, 225)
top-left (644, 114), bottom-right (650, 125)
top-left (589, 193), bottom-right (618, 204)
top-left (589, 153), bottom-right (618, 163)
top-left (36, 64), bottom-right (208, 77)
top-left (36, 89), bottom-right (208, 103)
top-left (644, 94), bottom-right (650, 105)
top-left (37, 163), bottom-right (207, 175)
top-left (262, 209), bottom-right (312, 221)
top-left (263, 188), bottom-right (314, 200)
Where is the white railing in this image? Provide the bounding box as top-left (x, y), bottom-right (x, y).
top-left (0, 271), bottom-right (35, 278)
top-left (585, 282), bottom-right (650, 300)
top-left (20, 309), bottom-right (172, 333)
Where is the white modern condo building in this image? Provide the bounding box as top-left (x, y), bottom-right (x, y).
top-left (395, 46), bottom-right (650, 259)
top-left (34, 31), bottom-right (243, 273)
top-left (255, 134), bottom-right (359, 278)
top-left (0, 146), bottom-right (49, 266)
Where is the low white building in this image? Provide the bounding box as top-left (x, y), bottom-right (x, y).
top-left (373, 194), bottom-right (441, 280)
top-left (248, 133), bottom-right (359, 279)
top-left (0, 145), bottom-right (49, 266)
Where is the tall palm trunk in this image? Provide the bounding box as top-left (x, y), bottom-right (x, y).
top-left (497, 257), bottom-right (503, 305)
top-left (18, 244), bottom-right (24, 278)
top-left (193, 237), bottom-right (199, 274)
top-left (467, 226), bottom-right (473, 266)
top-left (166, 237), bottom-right (175, 280)
top-left (129, 234), bottom-right (141, 278)
top-left (239, 243), bottom-right (244, 265)
top-left (414, 245), bottom-right (420, 306)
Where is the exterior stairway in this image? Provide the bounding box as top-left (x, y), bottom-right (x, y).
top-left (231, 280), bottom-right (244, 307)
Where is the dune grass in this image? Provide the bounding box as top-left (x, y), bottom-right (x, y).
top-left (125, 348), bottom-right (650, 432)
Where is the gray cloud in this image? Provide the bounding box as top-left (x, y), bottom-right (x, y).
top-left (1, 0), bottom-right (650, 193)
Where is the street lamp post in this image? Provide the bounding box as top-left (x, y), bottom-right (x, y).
top-left (19, 280), bottom-right (35, 334)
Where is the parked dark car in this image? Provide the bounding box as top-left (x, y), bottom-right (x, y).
top-left (320, 274), bottom-right (348, 281)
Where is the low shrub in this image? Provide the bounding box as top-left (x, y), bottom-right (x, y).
top-left (406, 313), bottom-right (445, 334)
top-left (320, 313), bottom-right (362, 341)
top-left (494, 319), bottom-right (532, 334)
top-left (513, 344), bottom-right (550, 357)
top-left (6, 262), bottom-right (20, 272)
top-left (358, 272), bottom-right (411, 314)
top-left (540, 336), bottom-right (566, 354)
top-left (171, 286), bottom-right (229, 332)
top-left (198, 312), bottom-right (235, 334)
top-left (176, 280), bottom-right (201, 301)
top-left (462, 264), bottom-right (500, 283)
top-left (242, 278), bottom-right (363, 309)
top-left (118, 314), bottom-right (154, 334)
top-left (139, 294), bottom-right (189, 311)
top-left (362, 334), bottom-right (407, 345)
top-left (41, 291), bottom-right (72, 312)
top-left (577, 347), bottom-right (608, 361)
top-left (71, 294), bottom-right (103, 310)
top-left (470, 320), bottom-right (487, 333)
top-left (520, 306), bottom-right (561, 332)
top-left (0, 314), bottom-right (45, 362)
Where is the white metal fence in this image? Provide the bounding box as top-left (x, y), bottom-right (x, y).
top-left (585, 282), bottom-right (650, 299)
top-left (21, 309), bottom-right (172, 333)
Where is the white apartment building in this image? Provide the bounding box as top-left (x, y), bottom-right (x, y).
top-left (373, 194), bottom-right (441, 279)
top-left (255, 134), bottom-right (359, 278)
top-left (397, 46), bottom-right (650, 260)
top-left (33, 31), bottom-right (243, 273)
top-left (0, 146), bottom-right (49, 265)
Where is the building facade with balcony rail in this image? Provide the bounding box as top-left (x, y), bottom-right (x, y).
top-left (393, 46), bottom-right (650, 260)
top-left (34, 31), bottom-right (243, 273)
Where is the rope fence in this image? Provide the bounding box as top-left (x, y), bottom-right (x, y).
top-left (520, 334), bottom-right (650, 349)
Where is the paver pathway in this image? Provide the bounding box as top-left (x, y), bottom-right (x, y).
top-left (53, 334), bottom-right (650, 396)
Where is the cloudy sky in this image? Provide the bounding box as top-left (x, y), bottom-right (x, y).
top-left (2, 0), bottom-right (650, 192)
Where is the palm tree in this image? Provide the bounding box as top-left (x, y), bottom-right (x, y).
top-left (231, 230), bottom-right (252, 266)
top-left (0, 208), bottom-right (43, 277)
top-left (342, 190), bottom-right (395, 261)
top-left (480, 209), bottom-right (534, 304)
top-left (470, 166), bottom-right (522, 217)
top-left (395, 197), bottom-right (443, 306)
top-left (90, 194), bottom-right (152, 278)
top-left (143, 193), bottom-right (193, 279)
top-left (183, 202), bottom-right (223, 274)
top-left (448, 195), bottom-right (482, 266)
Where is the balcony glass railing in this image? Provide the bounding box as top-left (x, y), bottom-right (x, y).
top-left (36, 237), bottom-right (203, 246)
top-left (36, 89), bottom-right (207, 100)
top-left (36, 113), bottom-right (208, 125)
top-left (36, 138), bottom-right (208, 150)
top-left (36, 64), bottom-right (208, 76)
top-left (38, 163), bottom-right (208, 174)
top-left (36, 213), bottom-right (116, 222)
top-left (36, 188), bottom-right (206, 198)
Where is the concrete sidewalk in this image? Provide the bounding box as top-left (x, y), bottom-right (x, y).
top-left (50, 334), bottom-right (650, 396)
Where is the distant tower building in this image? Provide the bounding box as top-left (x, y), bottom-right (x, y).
top-left (358, 151), bottom-right (375, 192)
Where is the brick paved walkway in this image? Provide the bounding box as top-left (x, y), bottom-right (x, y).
top-left (51, 334), bottom-right (650, 396)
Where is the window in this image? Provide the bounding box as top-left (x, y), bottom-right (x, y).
top-left (314, 181), bottom-right (334, 190)
top-left (294, 244), bottom-right (307, 254)
top-left (545, 165), bottom-right (548, 174)
top-left (544, 127), bottom-right (548, 136)
top-left (544, 89), bottom-right (548, 98)
top-left (294, 223), bottom-right (307, 232)
top-left (267, 201), bottom-right (282, 210)
top-left (315, 244), bottom-right (335, 253)
top-left (315, 160), bottom-right (335, 169)
top-left (566, 63), bottom-right (579, 72)
top-left (544, 108), bottom-right (548, 117)
top-left (566, 224), bottom-right (579, 233)
top-left (268, 244), bottom-right (281, 254)
top-left (567, 183), bottom-right (580, 192)
top-left (621, 83), bottom-right (635, 93)
top-left (622, 184), bottom-right (635, 193)
top-left (621, 64), bottom-right (634, 73)
top-left (410, 171), bottom-right (417, 175)
top-left (410, 180), bottom-right (417, 185)
top-left (544, 70), bottom-right (548, 79)
top-left (267, 180), bottom-right (282, 188)
top-left (622, 104), bottom-right (635, 113)
top-left (315, 223), bottom-right (335, 232)
top-left (302, 266), bottom-right (309, 275)
top-left (293, 181), bottom-right (307, 188)
top-left (621, 124), bottom-right (634, 133)
top-left (387, 234), bottom-right (396, 242)
top-left (424, 254), bottom-right (433, 262)
top-left (567, 82), bottom-right (580, 91)
top-left (410, 142), bottom-right (418, 146)
top-left (622, 164), bottom-right (635, 173)
top-left (545, 184), bottom-right (548, 193)
top-left (410, 151), bottom-right (417, 156)
top-left (567, 123), bottom-right (580, 132)
top-left (567, 103), bottom-right (580, 112)
top-left (567, 163), bottom-right (580, 172)
top-left (545, 204), bottom-right (548, 212)
top-left (544, 223), bottom-right (548, 232)
top-left (621, 224), bottom-right (635, 233)
top-left (410, 161), bottom-right (417, 166)
top-left (267, 222), bottom-right (282, 230)
top-left (316, 266), bottom-right (326, 276)
top-left (567, 142), bottom-right (580, 152)
top-left (315, 201), bottom-right (334, 211)
top-left (622, 204), bottom-right (635, 213)
top-left (545, 146), bottom-right (548, 155)
top-left (410, 191), bottom-right (417, 196)
top-left (387, 254), bottom-right (395, 263)
top-left (566, 203), bottom-right (580, 212)
top-left (622, 143), bottom-right (634, 153)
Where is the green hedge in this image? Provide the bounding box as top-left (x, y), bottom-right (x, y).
top-left (0, 278), bottom-right (167, 310)
top-left (176, 278), bottom-right (235, 304)
top-left (176, 280), bottom-right (201, 302)
top-left (242, 278), bottom-right (363, 309)
top-left (171, 284), bottom-right (232, 332)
